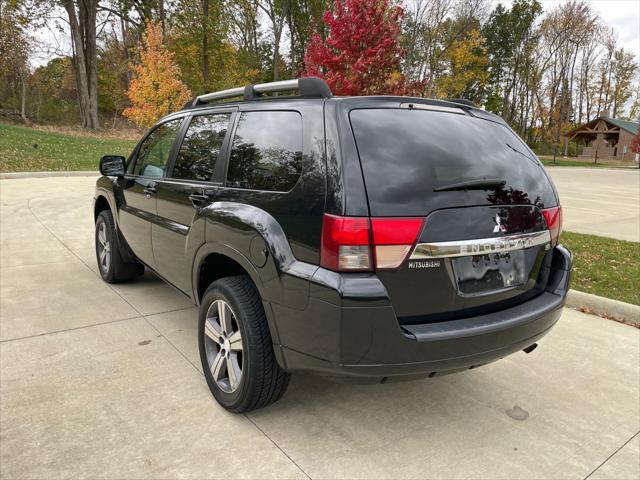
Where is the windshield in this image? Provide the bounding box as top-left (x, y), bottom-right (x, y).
top-left (349, 108), bottom-right (556, 216)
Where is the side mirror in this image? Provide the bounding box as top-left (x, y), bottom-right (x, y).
top-left (99, 155), bottom-right (126, 177)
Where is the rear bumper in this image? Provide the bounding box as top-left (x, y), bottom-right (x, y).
top-left (274, 245), bottom-right (571, 381)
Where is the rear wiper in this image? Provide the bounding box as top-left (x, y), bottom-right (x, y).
top-left (433, 178), bottom-right (506, 192)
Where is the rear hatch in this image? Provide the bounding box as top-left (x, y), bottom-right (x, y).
top-left (349, 104), bottom-right (559, 323)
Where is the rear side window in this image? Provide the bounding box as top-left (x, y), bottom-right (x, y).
top-left (349, 108), bottom-right (556, 216)
top-left (172, 113), bottom-right (231, 181)
top-left (132, 119), bottom-right (182, 178)
top-left (226, 111), bottom-right (302, 191)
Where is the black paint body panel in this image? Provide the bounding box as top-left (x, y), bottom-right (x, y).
top-left (93, 95), bottom-right (570, 381)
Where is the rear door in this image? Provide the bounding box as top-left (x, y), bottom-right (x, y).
top-left (212, 109), bottom-right (316, 260)
top-left (152, 109), bottom-right (235, 293)
top-left (348, 105), bottom-right (558, 322)
top-left (118, 119), bottom-right (183, 268)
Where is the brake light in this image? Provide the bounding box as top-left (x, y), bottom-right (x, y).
top-left (371, 218), bottom-right (424, 269)
top-left (320, 214), bottom-right (423, 271)
top-left (542, 206), bottom-right (562, 246)
top-left (321, 214), bottom-right (372, 271)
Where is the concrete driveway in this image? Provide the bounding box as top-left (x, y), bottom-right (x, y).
top-left (546, 167), bottom-right (640, 242)
top-left (1, 175), bottom-right (638, 480)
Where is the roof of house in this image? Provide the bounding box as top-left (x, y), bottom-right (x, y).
top-left (603, 117), bottom-right (639, 135)
top-left (568, 115), bottom-right (639, 137)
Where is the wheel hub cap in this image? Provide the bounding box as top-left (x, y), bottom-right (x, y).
top-left (203, 300), bottom-right (243, 393)
top-left (97, 222), bottom-right (111, 273)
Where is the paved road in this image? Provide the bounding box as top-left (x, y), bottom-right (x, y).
top-left (1, 176), bottom-right (638, 479)
top-left (545, 167), bottom-right (640, 242)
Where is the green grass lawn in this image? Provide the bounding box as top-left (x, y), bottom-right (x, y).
top-left (0, 123), bottom-right (137, 172)
top-left (562, 231), bottom-right (639, 305)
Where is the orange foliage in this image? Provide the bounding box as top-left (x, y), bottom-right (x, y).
top-left (123, 22), bottom-right (192, 128)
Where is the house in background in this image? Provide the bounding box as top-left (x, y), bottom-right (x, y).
top-left (567, 113), bottom-right (639, 162)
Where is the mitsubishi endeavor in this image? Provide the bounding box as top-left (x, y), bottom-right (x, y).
top-left (93, 77), bottom-right (571, 412)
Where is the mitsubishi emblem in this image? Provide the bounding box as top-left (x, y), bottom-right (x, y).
top-left (493, 214), bottom-right (506, 233)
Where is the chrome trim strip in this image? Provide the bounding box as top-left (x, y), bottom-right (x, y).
top-left (410, 231), bottom-right (551, 259)
top-left (121, 205), bottom-right (190, 236)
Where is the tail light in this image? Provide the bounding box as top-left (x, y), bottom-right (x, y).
top-left (320, 214), bottom-right (371, 271)
top-left (541, 206), bottom-right (562, 246)
top-left (320, 214), bottom-right (423, 271)
top-left (371, 218), bottom-right (424, 269)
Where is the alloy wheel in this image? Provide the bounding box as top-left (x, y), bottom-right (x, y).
top-left (97, 222), bottom-right (111, 273)
top-left (204, 300), bottom-right (243, 393)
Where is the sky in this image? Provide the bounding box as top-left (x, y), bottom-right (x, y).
top-left (581, 1), bottom-right (639, 56)
top-left (31, 0), bottom-right (640, 68)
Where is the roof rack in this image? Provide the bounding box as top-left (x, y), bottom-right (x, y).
top-left (448, 98), bottom-right (477, 108)
top-left (190, 77), bottom-right (332, 107)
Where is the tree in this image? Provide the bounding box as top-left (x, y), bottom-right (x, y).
top-left (403, 0), bottom-right (487, 96)
top-left (285, 0), bottom-right (328, 75)
top-left (171, 0), bottom-right (228, 93)
top-left (0, 2), bottom-right (31, 123)
top-left (227, 0), bottom-right (262, 74)
top-left (30, 57), bottom-right (78, 123)
top-left (258, 0), bottom-right (288, 81)
top-left (436, 29), bottom-right (488, 102)
top-left (303, 0), bottom-right (425, 96)
top-left (627, 79), bottom-right (640, 122)
top-left (123, 22), bottom-right (191, 127)
top-left (483, 0), bottom-right (542, 136)
top-left (610, 48), bottom-right (637, 118)
top-left (97, 35), bottom-right (130, 126)
top-left (60, 0), bottom-right (101, 129)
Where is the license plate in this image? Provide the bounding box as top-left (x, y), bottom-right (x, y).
top-left (452, 251), bottom-right (526, 295)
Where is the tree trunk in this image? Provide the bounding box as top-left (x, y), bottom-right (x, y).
top-left (272, 30), bottom-right (280, 82)
top-left (159, 0), bottom-right (165, 36)
top-left (202, 0), bottom-right (209, 89)
top-left (63, 0), bottom-right (100, 129)
top-left (120, 7), bottom-right (132, 86)
top-left (20, 73), bottom-right (29, 125)
top-left (86, 0), bottom-right (100, 129)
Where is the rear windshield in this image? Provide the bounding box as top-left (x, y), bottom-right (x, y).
top-left (349, 108), bottom-right (556, 216)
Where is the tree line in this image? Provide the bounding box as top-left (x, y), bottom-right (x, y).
top-left (0, 0), bottom-right (638, 154)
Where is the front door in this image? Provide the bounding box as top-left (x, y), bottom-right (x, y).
top-left (118, 118), bottom-right (183, 268)
top-left (153, 111), bottom-right (234, 292)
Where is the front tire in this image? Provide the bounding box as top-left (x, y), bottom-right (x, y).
top-left (199, 276), bottom-right (290, 412)
top-left (95, 210), bottom-right (143, 283)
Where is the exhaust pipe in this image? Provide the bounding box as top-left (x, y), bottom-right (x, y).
top-left (522, 343), bottom-right (538, 354)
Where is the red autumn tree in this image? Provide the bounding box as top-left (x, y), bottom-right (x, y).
top-left (124, 22), bottom-right (192, 128)
top-left (630, 131), bottom-right (640, 154)
top-left (303, 0), bottom-right (425, 96)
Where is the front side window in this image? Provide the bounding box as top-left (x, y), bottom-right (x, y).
top-left (172, 113), bottom-right (231, 181)
top-left (132, 119), bottom-right (182, 178)
top-left (226, 111), bottom-right (302, 191)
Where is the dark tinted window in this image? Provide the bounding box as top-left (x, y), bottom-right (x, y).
top-left (173, 113), bottom-right (231, 181)
top-left (132, 119), bottom-right (182, 178)
top-left (349, 108), bottom-right (556, 216)
top-left (226, 111), bottom-right (302, 191)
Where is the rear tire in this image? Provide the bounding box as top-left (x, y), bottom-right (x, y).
top-left (95, 210), bottom-right (143, 283)
top-left (199, 276), bottom-right (290, 412)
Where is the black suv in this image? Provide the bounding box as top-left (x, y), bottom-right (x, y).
top-left (94, 77), bottom-right (571, 412)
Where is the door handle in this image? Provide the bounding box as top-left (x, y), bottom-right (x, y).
top-left (143, 183), bottom-right (157, 197)
top-left (188, 193), bottom-right (210, 207)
